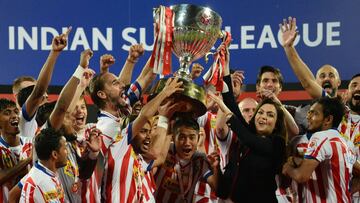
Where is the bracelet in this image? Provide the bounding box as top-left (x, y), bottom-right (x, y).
top-left (72, 65), bottom-right (85, 79)
top-left (126, 58), bottom-right (138, 64)
top-left (157, 115), bottom-right (169, 129)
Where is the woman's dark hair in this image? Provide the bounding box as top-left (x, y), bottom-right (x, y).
top-left (248, 98), bottom-right (287, 141)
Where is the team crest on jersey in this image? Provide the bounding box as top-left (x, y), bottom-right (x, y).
top-left (43, 186), bottom-right (64, 201)
top-left (307, 138), bottom-right (319, 154)
top-left (131, 150), bottom-right (145, 180)
top-left (115, 132), bottom-right (124, 143)
top-left (64, 159), bottom-right (78, 178)
top-left (1, 152), bottom-right (14, 168)
top-left (353, 134), bottom-right (360, 146)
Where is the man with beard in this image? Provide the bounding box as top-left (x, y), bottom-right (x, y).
top-left (20, 128), bottom-right (68, 202)
top-left (101, 78), bottom-right (184, 202)
top-left (280, 17), bottom-right (342, 135)
top-left (0, 99), bottom-right (33, 203)
top-left (280, 17), bottom-right (341, 99)
top-left (282, 97), bottom-right (355, 202)
top-left (87, 44), bottom-right (155, 202)
top-left (339, 74), bottom-right (360, 143)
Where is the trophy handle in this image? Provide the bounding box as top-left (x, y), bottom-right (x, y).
top-left (204, 52), bottom-right (215, 64)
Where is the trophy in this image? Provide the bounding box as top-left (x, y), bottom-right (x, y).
top-left (151, 4), bottom-right (223, 117)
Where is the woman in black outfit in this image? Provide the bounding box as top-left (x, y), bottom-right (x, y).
top-left (209, 73), bottom-right (287, 202)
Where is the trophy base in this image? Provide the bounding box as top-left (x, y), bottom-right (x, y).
top-left (150, 78), bottom-right (207, 118)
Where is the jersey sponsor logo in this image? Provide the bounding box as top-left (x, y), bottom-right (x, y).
top-left (43, 186), bottom-right (64, 202)
top-left (63, 159), bottom-right (78, 178)
top-left (1, 151), bottom-right (14, 168)
top-left (115, 132), bottom-right (124, 143)
top-left (353, 134), bottom-right (360, 146)
top-left (307, 138), bottom-right (319, 154)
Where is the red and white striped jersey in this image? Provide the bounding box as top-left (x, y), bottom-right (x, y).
top-left (0, 136), bottom-right (33, 203)
top-left (338, 112), bottom-right (360, 203)
top-left (102, 123), bottom-right (155, 203)
top-left (19, 104), bottom-right (38, 138)
top-left (154, 144), bottom-right (213, 203)
top-left (303, 129), bottom-right (355, 203)
top-left (81, 110), bottom-right (123, 203)
top-left (20, 162), bottom-right (64, 203)
top-left (339, 111), bottom-right (360, 155)
top-left (287, 134), bottom-right (310, 203)
top-left (195, 111), bottom-right (219, 202)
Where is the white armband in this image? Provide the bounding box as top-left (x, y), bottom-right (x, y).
top-left (157, 115), bottom-right (169, 129)
top-left (72, 65), bottom-right (85, 79)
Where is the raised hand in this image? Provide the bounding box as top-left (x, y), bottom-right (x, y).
top-left (162, 78), bottom-right (184, 98)
top-left (80, 69), bottom-right (95, 89)
top-left (207, 151), bottom-right (220, 170)
top-left (259, 89), bottom-right (282, 105)
top-left (86, 127), bottom-right (102, 153)
top-left (158, 99), bottom-right (183, 119)
top-left (100, 54), bottom-right (115, 73)
top-left (280, 17), bottom-right (298, 47)
top-left (191, 63), bottom-right (204, 80)
top-left (52, 27), bottom-right (72, 52)
top-left (208, 92), bottom-right (232, 116)
top-left (127, 44), bottom-right (145, 63)
top-left (80, 49), bottom-right (94, 68)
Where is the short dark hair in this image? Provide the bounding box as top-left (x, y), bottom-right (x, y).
top-left (350, 73), bottom-right (360, 81)
top-left (12, 76), bottom-right (36, 93)
top-left (173, 117), bottom-right (200, 134)
top-left (17, 85), bottom-right (35, 108)
top-left (249, 98), bottom-right (287, 141)
top-left (313, 96), bottom-right (345, 128)
top-left (256, 65), bottom-right (284, 88)
top-left (0, 99), bottom-right (16, 112)
top-left (89, 74), bottom-right (106, 109)
top-left (35, 127), bottom-right (64, 160)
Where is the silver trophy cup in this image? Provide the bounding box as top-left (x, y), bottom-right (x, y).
top-left (151, 4), bottom-right (222, 117)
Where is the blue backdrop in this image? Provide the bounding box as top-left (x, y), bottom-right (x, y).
top-left (0, 0), bottom-right (359, 86)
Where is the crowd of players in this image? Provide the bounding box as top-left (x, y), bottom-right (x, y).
top-left (0, 17), bottom-right (360, 203)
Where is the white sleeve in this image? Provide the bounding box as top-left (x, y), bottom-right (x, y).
top-left (216, 129), bottom-right (233, 158)
top-left (197, 112), bottom-right (208, 128)
top-left (19, 104), bottom-right (38, 138)
top-left (304, 132), bottom-right (331, 162)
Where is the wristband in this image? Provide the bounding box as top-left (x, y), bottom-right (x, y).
top-left (157, 115), bottom-right (169, 129)
top-left (72, 65), bottom-right (85, 79)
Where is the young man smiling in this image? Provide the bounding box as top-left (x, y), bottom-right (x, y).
top-left (283, 97), bottom-right (355, 202)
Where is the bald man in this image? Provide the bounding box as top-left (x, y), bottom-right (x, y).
top-left (238, 97), bottom-right (258, 123)
top-left (281, 18), bottom-right (341, 99)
